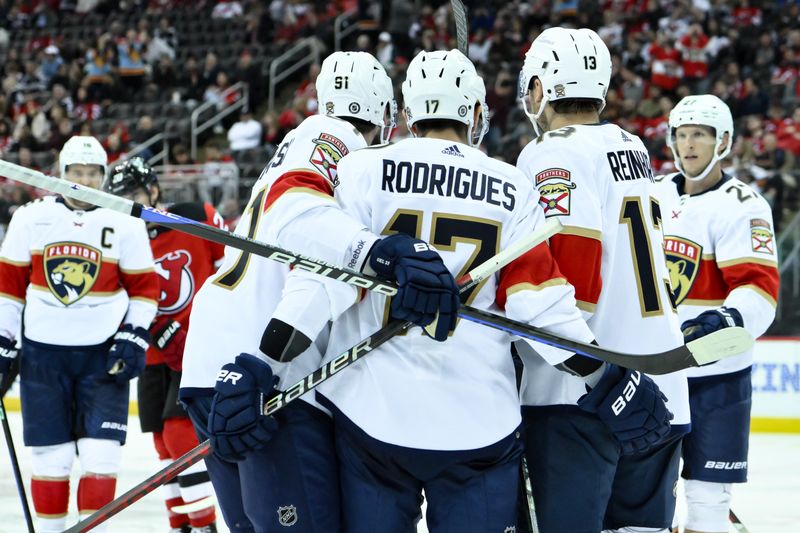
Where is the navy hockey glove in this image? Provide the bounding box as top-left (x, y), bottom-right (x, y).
top-left (577, 364), bottom-right (673, 455)
top-left (369, 234), bottom-right (459, 341)
top-left (0, 335), bottom-right (18, 379)
top-left (107, 325), bottom-right (150, 383)
top-left (150, 317), bottom-right (186, 372)
top-left (681, 306), bottom-right (743, 343)
top-left (208, 353), bottom-right (279, 462)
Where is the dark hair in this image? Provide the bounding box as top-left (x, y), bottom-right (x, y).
top-left (413, 119), bottom-right (468, 139)
top-left (550, 98), bottom-right (604, 115)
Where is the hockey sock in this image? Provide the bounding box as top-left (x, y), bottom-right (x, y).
top-left (164, 417), bottom-right (216, 527)
top-left (77, 474), bottom-right (117, 516)
top-left (30, 476), bottom-right (69, 532)
top-left (155, 432), bottom-right (191, 528)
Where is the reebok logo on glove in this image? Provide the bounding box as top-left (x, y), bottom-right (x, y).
top-left (611, 370), bottom-right (641, 416)
top-left (217, 369), bottom-right (243, 385)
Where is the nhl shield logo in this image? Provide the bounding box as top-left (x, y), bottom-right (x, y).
top-left (44, 242), bottom-right (102, 305)
top-left (663, 236), bottom-right (701, 305)
top-left (277, 504), bottom-right (298, 527)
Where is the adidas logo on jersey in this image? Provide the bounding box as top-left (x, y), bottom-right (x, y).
top-left (441, 144), bottom-right (464, 157)
top-left (621, 130), bottom-right (632, 142)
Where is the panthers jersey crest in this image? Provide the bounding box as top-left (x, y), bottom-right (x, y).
top-left (664, 236), bottom-right (701, 305)
top-left (43, 242), bottom-right (102, 305)
top-left (310, 133), bottom-right (348, 186)
top-left (535, 168), bottom-right (576, 216)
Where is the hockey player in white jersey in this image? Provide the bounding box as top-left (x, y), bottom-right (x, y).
top-left (655, 95), bottom-right (779, 533)
top-left (180, 51), bottom-right (460, 532)
top-left (516, 28), bottom-right (687, 533)
top-left (0, 136), bottom-right (159, 532)
top-left (252, 48), bottom-right (672, 533)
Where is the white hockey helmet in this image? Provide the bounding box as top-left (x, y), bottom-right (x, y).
top-left (667, 94), bottom-right (734, 181)
top-left (316, 51), bottom-right (397, 144)
top-left (59, 135), bottom-right (107, 178)
top-left (401, 49), bottom-right (489, 147)
top-left (519, 27), bottom-right (612, 129)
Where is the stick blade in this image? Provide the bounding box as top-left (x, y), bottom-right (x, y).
top-left (686, 326), bottom-right (754, 366)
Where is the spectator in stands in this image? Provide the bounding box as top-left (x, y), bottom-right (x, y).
top-left (171, 143), bottom-right (195, 166)
top-left (200, 141), bottom-right (238, 208)
top-left (72, 86), bottom-right (101, 122)
top-left (117, 28), bottom-right (148, 100)
top-left (201, 51), bottom-right (222, 90)
top-left (0, 119), bottom-right (14, 156)
top-left (38, 45), bottom-right (63, 85)
top-left (179, 54), bottom-right (205, 104)
top-left (260, 111), bottom-right (279, 145)
top-left (233, 49), bottom-right (262, 108)
top-left (104, 132), bottom-right (127, 164)
top-left (83, 41), bottom-right (115, 101)
top-left (227, 110), bottom-right (262, 153)
top-left (49, 117), bottom-right (74, 152)
top-left (151, 54), bottom-right (178, 91)
top-left (154, 16), bottom-right (179, 49)
top-left (376, 32), bottom-right (394, 69)
top-left (142, 30), bottom-right (175, 65)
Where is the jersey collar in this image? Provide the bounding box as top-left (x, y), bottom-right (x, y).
top-left (57, 195), bottom-right (99, 213)
top-left (672, 171), bottom-right (732, 197)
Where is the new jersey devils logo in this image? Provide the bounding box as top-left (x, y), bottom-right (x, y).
top-left (155, 250), bottom-right (194, 314)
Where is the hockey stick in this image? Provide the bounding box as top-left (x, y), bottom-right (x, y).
top-left (450, 0), bottom-right (469, 55)
top-left (729, 509), bottom-right (750, 533)
top-left (458, 307), bottom-right (753, 375)
top-left (0, 160), bottom-right (752, 373)
top-left (65, 221), bottom-right (553, 533)
top-left (520, 453), bottom-right (540, 533)
top-left (0, 393), bottom-right (35, 533)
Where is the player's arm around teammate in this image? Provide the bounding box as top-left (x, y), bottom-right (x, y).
top-left (0, 136), bottom-right (159, 533)
top-left (656, 95), bottom-right (779, 533)
top-left (181, 51), bottom-right (459, 533)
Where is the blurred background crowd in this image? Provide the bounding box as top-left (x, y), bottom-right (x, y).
top-left (0, 0), bottom-right (799, 326)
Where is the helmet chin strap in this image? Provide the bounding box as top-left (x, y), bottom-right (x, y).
top-left (523, 92), bottom-right (549, 138)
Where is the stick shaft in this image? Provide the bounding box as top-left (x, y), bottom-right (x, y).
top-left (0, 395), bottom-right (35, 533)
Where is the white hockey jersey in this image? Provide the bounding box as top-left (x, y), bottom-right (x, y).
top-left (0, 196), bottom-right (158, 346)
top-left (654, 172), bottom-right (779, 378)
top-left (517, 123), bottom-right (689, 427)
top-left (312, 137), bottom-right (595, 451)
top-left (180, 114), bottom-right (374, 399)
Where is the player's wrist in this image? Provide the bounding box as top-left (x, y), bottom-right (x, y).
top-left (347, 231), bottom-right (380, 274)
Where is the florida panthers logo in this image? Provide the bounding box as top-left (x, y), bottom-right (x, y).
top-left (663, 236), bottom-right (702, 305)
top-left (155, 250), bottom-right (194, 314)
top-left (44, 242), bottom-right (102, 305)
